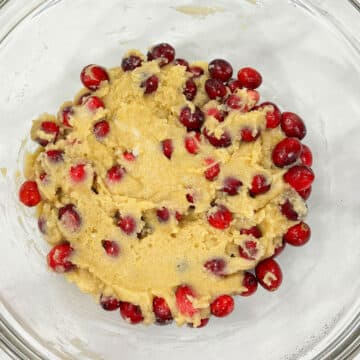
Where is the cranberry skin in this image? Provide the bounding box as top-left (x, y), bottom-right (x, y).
top-left (147, 43), bottom-right (175, 66)
top-left (249, 175), bottom-right (271, 197)
top-left (225, 94), bottom-right (243, 110)
top-left (58, 204), bottom-right (81, 232)
top-left (203, 128), bottom-right (232, 148)
top-left (255, 258), bottom-right (282, 291)
top-left (204, 258), bottom-right (226, 276)
top-left (240, 272), bottom-right (258, 297)
top-left (185, 132), bottom-right (201, 154)
top-left (156, 207), bottom-right (170, 222)
top-left (273, 241), bottom-right (286, 257)
top-left (237, 67), bottom-right (262, 89)
top-left (70, 164), bottom-right (86, 183)
top-left (83, 96), bottom-right (105, 112)
top-left (175, 285), bottom-right (198, 317)
top-left (208, 59), bottom-right (233, 82)
top-left (101, 240), bottom-right (120, 257)
top-left (283, 165), bottom-right (314, 191)
top-left (189, 66), bottom-right (204, 78)
top-left (297, 186), bottom-right (312, 200)
top-left (207, 205), bottom-right (233, 230)
top-left (19, 180), bottom-right (41, 207)
top-left (80, 64), bottom-right (109, 91)
top-left (76, 92), bottom-right (91, 105)
top-left (241, 128), bottom-right (260, 142)
top-left (239, 240), bottom-right (258, 260)
top-left (205, 78), bottom-right (227, 99)
top-left (222, 177), bottom-right (242, 196)
top-left (284, 222), bottom-right (311, 246)
top-left (179, 106), bottom-right (204, 132)
top-left (100, 295), bottom-right (120, 311)
top-left (153, 297), bottom-right (173, 324)
top-left (206, 108), bottom-right (225, 122)
top-left (281, 112), bottom-right (306, 140)
top-left (174, 58), bottom-right (190, 70)
top-left (46, 150), bottom-right (64, 163)
top-left (93, 120), bottom-right (110, 139)
top-left (227, 79), bottom-right (243, 93)
top-left (300, 144), bottom-right (313, 167)
top-left (210, 295), bottom-right (234, 317)
top-left (41, 121), bottom-right (59, 136)
top-left (272, 137), bottom-right (302, 168)
top-left (107, 165), bottom-right (126, 183)
top-left (118, 215), bottom-right (136, 235)
top-left (240, 226), bottom-right (262, 238)
top-left (204, 158), bottom-right (220, 181)
top-left (280, 199), bottom-right (299, 221)
top-left (255, 102), bottom-right (281, 129)
top-left (161, 139), bottom-right (174, 159)
top-left (47, 243), bottom-right (75, 273)
top-left (119, 302), bottom-right (144, 324)
top-left (121, 55), bottom-right (142, 71)
top-left (61, 106), bottom-right (74, 128)
top-left (183, 79), bottom-right (197, 101)
top-left (141, 75), bottom-right (159, 94)
top-left (123, 151), bottom-right (136, 162)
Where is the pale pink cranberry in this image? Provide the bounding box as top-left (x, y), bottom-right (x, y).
top-left (239, 240), bottom-right (258, 260)
top-left (19, 180), bottom-right (41, 207)
top-left (284, 222), bottom-right (311, 246)
top-left (189, 66), bottom-right (204, 78)
top-left (153, 297), bottom-right (173, 324)
top-left (147, 43), bottom-right (175, 66)
top-left (249, 175), bottom-right (271, 197)
top-left (227, 79), bottom-right (242, 93)
top-left (123, 151), bottom-right (136, 161)
top-left (255, 102), bottom-right (281, 129)
top-left (121, 55), bottom-right (142, 71)
top-left (101, 240), bottom-right (120, 257)
top-left (203, 128), bottom-right (232, 148)
top-left (157, 207), bottom-right (170, 222)
top-left (174, 58), bottom-right (190, 70)
top-left (58, 204), bottom-right (81, 232)
top-left (281, 112), bottom-right (306, 140)
top-left (210, 295), bottom-right (234, 317)
top-left (283, 165), bottom-right (314, 191)
top-left (61, 106), bottom-right (74, 128)
top-left (161, 139), bottom-right (173, 159)
top-left (70, 164), bottom-right (86, 183)
top-left (47, 242), bottom-right (75, 273)
top-left (300, 144), bottom-right (313, 167)
top-left (208, 59), bottom-right (233, 82)
top-left (141, 75), bottom-right (159, 94)
top-left (237, 67), bottom-right (262, 89)
top-left (222, 177), bottom-right (242, 196)
top-left (240, 226), bottom-right (262, 238)
top-left (184, 132), bottom-right (201, 154)
top-left (205, 78), bottom-right (227, 99)
top-left (272, 137), bottom-right (302, 168)
top-left (247, 89), bottom-right (260, 105)
top-left (280, 199), bottom-right (298, 221)
top-left (183, 79), bottom-right (197, 100)
top-left (46, 149), bottom-right (64, 163)
top-left (179, 106), bottom-right (204, 131)
top-left (206, 108), bottom-right (226, 122)
top-left (93, 120), bottom-right (110, 139)
top-left (207, 205), bottom-right (233, 230)
top-left (273, 241), bottom-right (286, 257)
top-left (204, 158), bottom-right (220, 181)
top-left (204, 258), bottom-right (226, 276)
top-left (175, 284), bottom-right (198, 317)
top-left (297, 186), bottom-right (312, 200)
top-left (107, 165), bottom-right (126, 183)
top-left (119, 302), bottom-right (144, 324)
top-left (240, 127), bottom-right (260, 142)
top-left (118, 215), bottom-right (136, 235)
top-left (255, 258), bottom-right (283, 291)
top-left (82, 96), bottom-right (105, 112)
top-left (80, 64), bottom-right (109, 90)
top-left (100, 295), bottom-right (120, 310)
top-left (240, 272), bottom-right (258, 297)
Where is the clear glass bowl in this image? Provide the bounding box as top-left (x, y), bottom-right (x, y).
top-left (1, 0), bottom-right (359, 359)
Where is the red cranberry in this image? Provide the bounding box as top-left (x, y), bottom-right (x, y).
top-left (222, 177), bottom-right (242, 196)
top-left (118, 215), bottom-right (136, 235)
top-left (175, 211), bottom-right (183, 222)
top-left (186, 193), bottom-right (194, 203)
top-left (70, 164), bottom-right (86, 183)
top-left (247, 89), bottom-right (260, 105)
top-left (206, 108), bottom-right (225, 122)
top-left (183, 79), bottom-right (197, 101)
top-left (204, 158), bottom-right (220, 181)
top-left (19, 180), bottom-right (41, 207)
top-left (237, 67), bottom-right (262, 89)
top-left (207, 205), bottom-right (233, 230)
top-left (153, 297), bottom-right (173, 324)
top-left (147, 43), bottom-right (175, 66)
top-left (100, 295), bottom-right (120, 311)
top-left (227, 79), bottom-right (242, 93)
top-left (123, 151), bottom-right (136, 161)
top-left (300, 144), bottom-right (313, 167)
top-left (47, 243), bottom-right (75, 273)
top-left (121, 55), bottom-right (143, 71)
top-left (119, 302), bottom-right (144, 324)
top-left (280, 199), bottom-right (299, 221)
top-left (239, 240), bottom-right (258, 260)
top-left (281, 112), bottom-right (306, 140)
top-left (39, 173), bottom-right (48, 183)
top-left (240, 272), bottom-right (258, 297)
top-left (255, 102), bottom-right (281, 129)
top-left (273, 241), bottom-right (286, 257)
top-left (241, 127), bottom-right (260, 142)
top-left (297, 186), bottom-right (312, 200)
top-left (141, 75), bottom-right (159, 94)
top-left (179, 106), bottom-right (204, 131)
top-left (208, 59), bottom-right (233, 82)
top-left (174, 58), bottom-right (189, 70)
top-left (249, 175), bottom-right (271, 197)
top-left (175, 285), bottom-right (198, 316)
top-left (184, 132), bottom-right (201, 154)
top-left (255, 258), bottom-right (283, 291)
top-left (189, 318), bottom-right (209, 328)
top-left (203, 128), bottom-right (232, 148)
top-left (76, 92), bottom-right (91, 105)
top-left (61, 106), bottom-right (74, 128)
top-left (205, 78), bottom-right (227, 99)
top-left (101, 240), bottom-right (120, 257)
top-left (272, 137), bottom-right (302, 168)
top-left (161, 139), bottom-right (173, 159)
top-left (58, 204), bottom-right (81, 232)
top-left (204, 258), bottom-right (226, 276)
top-left (226, 94), bottom-right (242, 110)
top-left (82, 96), bottom-right (105, 112)
top-left (283, 165), bottom-right (314, 191)
top-left (210, 295), bottom-right (234, 317)
top-left (80, 64), bottom-right (109, 90)
top-left (93, 120), bottom-right (110, 139)
top-left (157, 207), bottom-right (170, 222)
top-left (38, 217), bottom-right (47, 234)
top-left (284, 222), bottom-right (311, 246)
top-left (41, 121), bottom-right (59, 137)
top-left (46, 150), bottom-right (64, 163)
top-left (240, 226), bottom-right (262, 238)
top-left (107, 165), bottom-right (126, 183)
top-left (189, 66), bottom-right (204, 78)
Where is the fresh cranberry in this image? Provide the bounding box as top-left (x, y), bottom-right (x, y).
top-left (207, 205), bottom-right (233, 230)
top-left (121, 55), bottom-right (142, 71)
top-left (240, 226), bottom-right (262, 238)
top-left (47, 243), bottom-right (75, 273)
top-left (147, 43), bottom-right (175, 66)
top-left (255, 102), bottom-right (281, 128)
top-left (204, 258), bottom-right (226, 276)
top-left (185, 132), bottom-right (201, 154)
top-left (249, 175), bottom-right (271, 197)
top-left (284, 222), bottom-right (311, 246)
top-left (70, 164), bottom-right (86, 183)
top-left (186, 193), bottom-right (194, 203)
top-left (82, 96), bottom-right (105, 112)
top-left (222, 177), bottom-right (242, 196)
top-left (153, 297), bottom-right (173, 324)
top-left (123, 151), bottom-right (136, 161)
top-left (297, 186), bottom-right (312, 200)
top-left (241, 127), bottom-right (260, 142)
top-left (189, 66), bottom-right (204, 78)
top-left (204, 158), bottom-right (220, 181)
top-left (161, 139), bottom-right (173, 159)
top-left (237, 67), bottom-right (262, 89)
top-left (118, 215), bottom-right (136, 235)
top-left (61, 106), bottom-right (74, 128)
top-left (240, 272), bottom-right (258, 297)
top-left (119, 302), bottom-right (144, 324)
top-left (206, 108), bottom-right (225, 122)
top-left (281, 112), bottom-right (306, 140)
top-left (255, 258), bottom-right (282, 291)
top-left (283, 165), bottom-right (314, 191)
top-left (101, 240), bottom-right (120, 257)
top-left (300, 144), bottom-right (313, 167)
top-left (179, 106), bottom-right (204, 131)
top-left (205, 78), bottom-right (227, 99)
top-left (273, 241), bottom-right (286, 257)
top-left (58, 204), bottom-right (81, 232)
top-left (208, 59), bottom-right (233, 82)
top-left (19, 180), bottom-right (41, 207)
top-left (174, 58), bottom-right (189, 70)
top-left (183, 79), bottom-right (197, 101)
top-left (157, 207), bottom-right (170, 222)
top-left (76, 93), bottom-right (91, 105)
top-left (203, 128), bottom-right (232, 148)
top-left (210, 295), bottom-right (234, 317)
top-left (80, 64), bottom-right (109, 90)
top-left (175, 284), bottom-right (198, 316)
top-left (38, 217), bottom-right (47, 234)
top-left (189, 318), bottom-right (209, 328)
top-left (100, 295), bottom-right (120, 311)
top-left (41, 121), bottom-right (59, 137)
top-left (93, 120), bottom-right (110, 139)
top-left (107, 165), bottom-right (126, 183)
top-left (227, 79), bottom-right (242, 93)
top-left (280, 199), bottom-right (298, 221)
top-left (239, 240), bottom-right (258, 260)
top-left (46, 150), bottom-right (64, 163)
top-left (272, 137), bottom-right (302, 168)
top-left (141, 75), bottom-right (159, 94)
top-left (226, 94), bottom-right (242, 110)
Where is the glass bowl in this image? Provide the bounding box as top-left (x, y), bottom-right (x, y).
top-left (0, 0), bottom-right (359, 359)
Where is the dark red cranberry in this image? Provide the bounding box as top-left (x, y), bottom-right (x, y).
top-left (280, 199), bottom-right (299, 221)
top-left (227, 79), bottom-right (243, 93)
top-left (58, 204), bottom-right (81, 232)
top-left (255, 102), bottom-right (281, 129)
top-left (47, 243), bottom-right (75, 273)
top-left (207, 205), bottom-right (233, 230)
top-left (69, 164), bottom-right (86, 183)
top-left (297, 186), bottom-right (312, 200)
top-left (175, 211), bottom-right (183, 222)
top-left (225, 94), bottom-right (242, 110)
top-left (118, 215), bottom-right (136, 235)
top-left (119, 302), bottom-right (144, 324)
top-left (80, 64), bottom-right (109, 90)
top-left (281, 112), bottom-right (306, 140)
top-left (157, 207), bottom-right (170, 222)
top-left (186, 193), bottom-right (194, 203)
top-left (283, 166), bottom-right (314, 191)
top-left (208, 59), bottom-right (233, 82)
top-left (19, 180), bottom-right (41, 207)
top-left (83, 96), bottom-right (105, 112)
top-left (46, 150), bottom-right (64, 163)
top-left (272, 137), bottom-right (302, 168)
top-left (300, 144), bottom-right (313, 167)
top-left (183, 79), bottom-right (197, 100)
top-left (206, 108), bottom-right (225, 122)
top-left (161, 139), bottom-right (173, 159)
top-left (189, 66), bottom-right (204, 78)
top-left (100, 295), bottom-right (120, 310)
top-left (210, 295), bottom-right (234, 317)
top-left (175, 285), bottom-right (198, 316)
top-left (147, 43), bottom-right (175, 66)
top-left (249, 175), bottom-right (271, 197)
top-left (240, 272), bottom-right (258, 296)
top-left (101, 240), bottom-right (120, 257)
top-left (239, 240), bottom-right (258, 260)
top-left (189, 318), bottom-right (209, 328)
top-left (240, 127), bottom-right (260, 142)
top-left (185, 132), bottom-right (201, 154)
top-left (179, 106), bottom-right (204, 131)
top-left (174, 58), bottom-right (190, 70)
top-left (237, 67), bottom-right (262, 89)
top-left (204, 258), bottom-right (226, 276)
top-left (255, 258), bottom-right (283, 291)
top-left (141, 75), bottom-right (159, 94)
top-left (121, 55), bottom-right (143, 71)
top-left (240, 226), bottom-right (262, 238)
top-left (61, 106), bottom-right (74, 128)
top-left (222, 177), bottom-right (242, 196)
top-left (107, 165), bottom-right (126, 183)
top-left (273, 241), bottom-right (286, 257)
top-left (93, 120), bottom-right (110, 139)
top-left (284, 222), bottom-right (311, 246)
top-left (204, 158), bottom-right (220, 181)
top-left (203, 128), bottom-right (232, 148)
top-left (205, 78), bottom-right (227, 99)
top-left (153, 297), bottom-right (173, 324)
